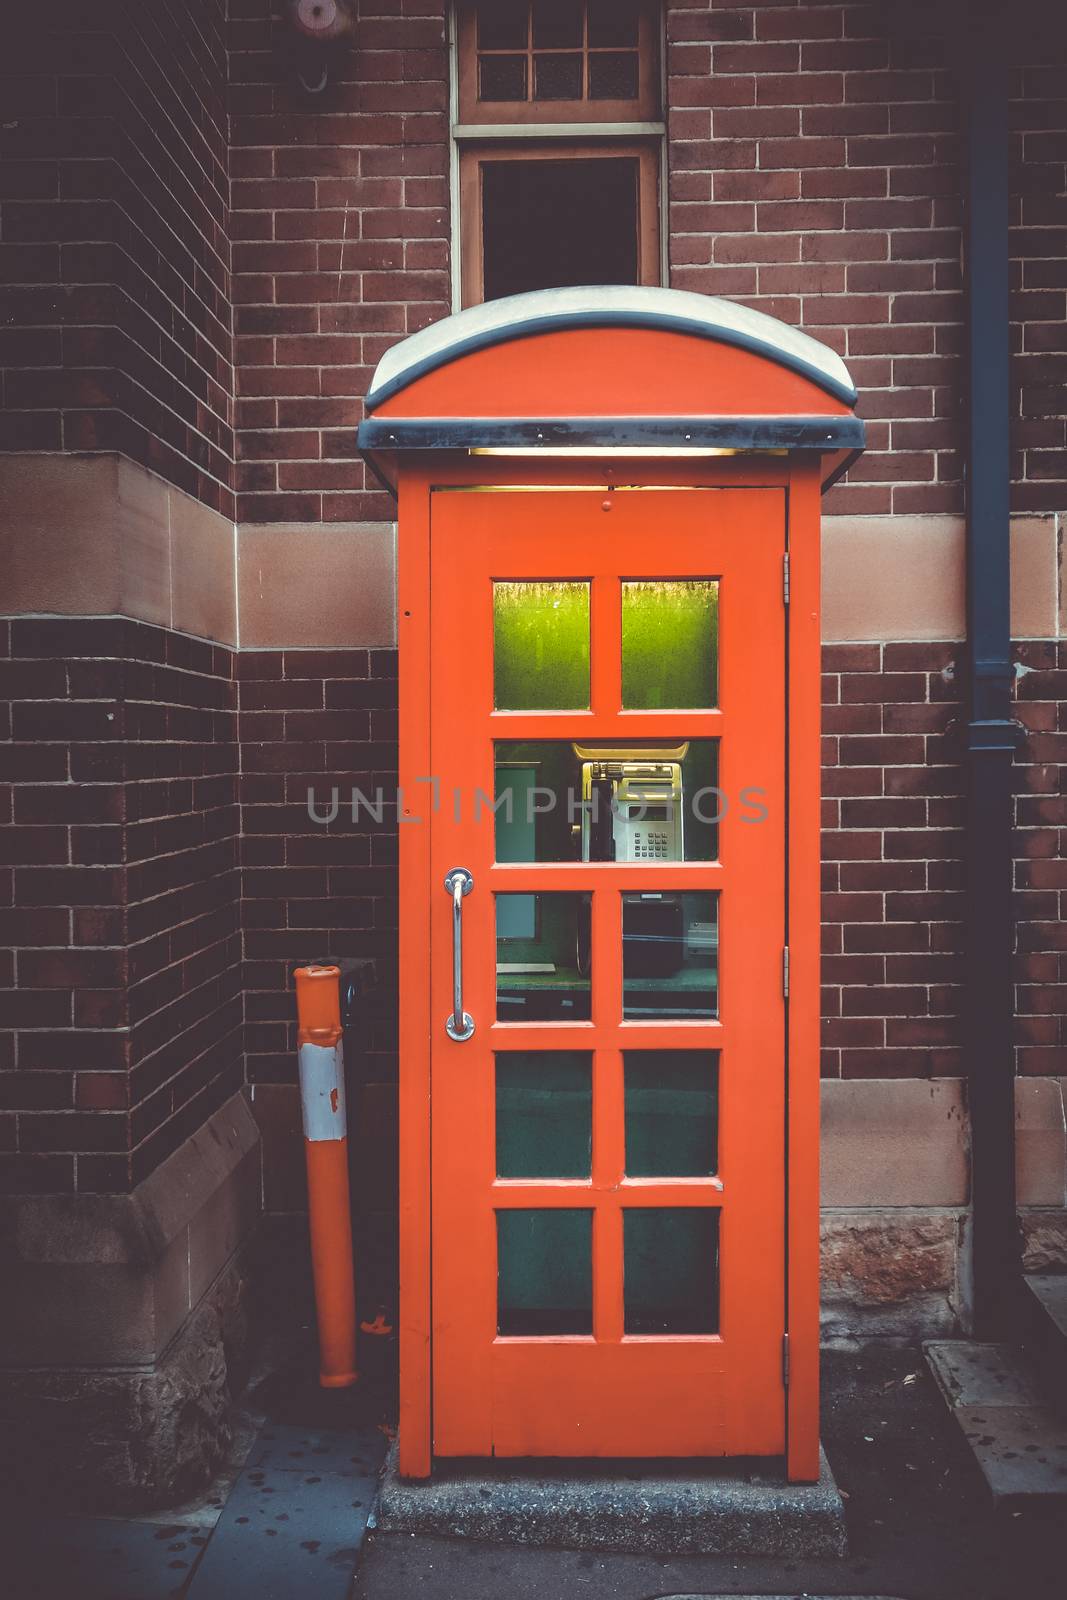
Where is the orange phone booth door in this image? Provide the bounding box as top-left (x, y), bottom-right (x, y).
top-left (360, 286), bottom-right (865, 1480)
top-left (429, 487), bottom-right (785, 1460)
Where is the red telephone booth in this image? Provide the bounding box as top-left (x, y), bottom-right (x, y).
top-left (358, 287), bottom-right (864, 1483)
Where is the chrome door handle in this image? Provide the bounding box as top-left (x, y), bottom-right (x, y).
top-left (444, 868), bottom-right (475, 1041)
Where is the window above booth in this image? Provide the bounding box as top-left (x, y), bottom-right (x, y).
top-left (457, 0), bottom-right (661, 126)
top-left (453, 2), bottom-right (664, 306)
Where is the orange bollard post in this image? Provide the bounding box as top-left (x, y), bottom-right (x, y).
top-left (294, 964), bottom-right (358, 1388)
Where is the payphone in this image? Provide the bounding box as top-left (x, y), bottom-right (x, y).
top-left (573, 742), bottom-right (688, 864)
top-left (573, 743), bottom-right (690, 984)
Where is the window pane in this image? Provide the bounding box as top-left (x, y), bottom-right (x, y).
top-left (481, 158), bottom-right (640, 301)
top-left (589, 51), bottom-right (639, 99)
top-left (624, 1208), bottom-right (719, 1335)
top-left (622, 580), bottom-right (719, 710)
top-left (534, 51), bottom-right (583, 100)
top-left (493, 580), bottom-right (590, 710)
top-left (588, 0), bottom-right (640, 47)
top-left (625, 1051), bottom-right (719, 1177)
top-left (497, 891), bottom-right (592, 1021)
top-left (496, 1052), bottom-right (592, 1178)
top-left (622, 891), bottom-right (718, 1020)
top-left (478, 1), bottom-right (528, 51)
top-left (498, 1209), bottom-right (593, 1335)
top-left (532, 0), bottom-right (582, 49)
top-left (494, 739), bottom-right (720, 865)
top-left (479, 53), bottom-right (528, 101)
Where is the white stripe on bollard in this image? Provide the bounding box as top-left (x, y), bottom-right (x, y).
top-left (298, 1041), bottom-right (348, 1142)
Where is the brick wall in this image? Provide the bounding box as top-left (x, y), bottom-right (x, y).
top-left (666, 1), bottom-right (1065, 519)
top-left (3, 4), bottom-right (1063, 521)
top-left (820, 636), bottom-right (1067, 1083)
top-left (1, 617), bottom-right (242, 1194)
top-left (1, 1), bottom-right (233, 514)
top-left (820, 641), bottom-right (964, 1079)
top-left (237, 644), bottom-right (398, 1308)
top-left (1013, 638), bottom-right (1067, 1075)
top-left (123, 626), bottom-right (243, 1189)
top-left (1011, 53), bottom-right (1067, 512)
top-left (237, 645), bottom-right (397, 1083)
top-left (228, 0), bottom-right (449, 524)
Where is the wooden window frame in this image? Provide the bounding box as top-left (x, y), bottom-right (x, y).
top-left (458, 140), bottom-right (661, 308)
top-left (456, 1), bottom-right (661, 127)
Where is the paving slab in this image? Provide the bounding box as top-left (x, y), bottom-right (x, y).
top-left (925, 1340), bottom-right (1043, 1407)
top-left (4, 1514), bottom-right (211, 1600)
top-left (1025, 1273), bottom-right (1067, 1343)
top-left (187, 1422), bottom-right (388, 1600)
top-left (1023, 1271), bottom-right (1067, 1411)
top-left (377, 1443), bottom-right (847, 1556)
top-left (953, 1404), bottom-right (1067, 1506)
top-left (247, 1422), bottom-right (386, 1478)
top-left (925, 1340), bottom-right (1067, 1509)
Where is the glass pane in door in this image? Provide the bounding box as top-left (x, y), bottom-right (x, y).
top-left (493, 580), bottom-right (590, 709)
top-left (624, 1050), bottom-right (719, 1176)
top-left (621, 579), bottom-right (718, 709)
top-left (497, 891), bottom-right (592, 1020)
top-left (621, 890), bottom-right (718, 1019)
top-left (498, 1208), bottom-right (593, 1335)
top-left (623, 1208), bottom-right (720, 1335)
top-left (494, 739), bottom-right (720, 863)
top-left (496, 1052), bottom-right (593, 1178)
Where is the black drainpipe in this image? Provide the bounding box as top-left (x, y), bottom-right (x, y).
top-left (960, 9), bottom-right (1023, 1339)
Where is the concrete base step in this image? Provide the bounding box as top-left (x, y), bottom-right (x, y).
top-left (376, 1444), bottom-right (847, 1557)
top-left (925, 1340), bottom-right (1067, 1510)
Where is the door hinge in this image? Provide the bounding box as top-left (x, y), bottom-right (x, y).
top-left (782, 945), bottom-right (790, 999)
top-left (782, 551), bottom-right (790, 606)
top-left (782, 1332), bottom-right (790, 1387)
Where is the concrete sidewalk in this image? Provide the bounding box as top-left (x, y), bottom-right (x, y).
top-left (3, 1345), bottom-right (1064, 1600)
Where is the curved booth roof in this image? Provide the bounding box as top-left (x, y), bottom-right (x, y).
top-left (357, 285), bottom-right (864, 491)
top-left (366, 285), bottom-right (858, 412)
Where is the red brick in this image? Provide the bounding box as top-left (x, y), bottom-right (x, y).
top-left (75, 1073), bottom-right (129, 1111)
top-left (756, 73), bottom-right (844, 106)
top-left (714, 231), bottom-right (801, 264)
top-left (758, 135), bottom-right (846, 167)
top-left (757, 198), bottom-right (845, 231)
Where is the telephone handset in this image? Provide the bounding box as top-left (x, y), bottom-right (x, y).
top-left (572, 744), bottom-right (689, 980)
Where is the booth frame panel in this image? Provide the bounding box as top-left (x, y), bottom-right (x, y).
top-left (395, 453), bottom-right (824, 1481)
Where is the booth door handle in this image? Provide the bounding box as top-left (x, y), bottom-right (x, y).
top-left (444, 868), bottom-right (475, 1041)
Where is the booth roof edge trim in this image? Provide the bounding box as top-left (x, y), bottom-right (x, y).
top-left (355, 414), bottom-right (867, 453)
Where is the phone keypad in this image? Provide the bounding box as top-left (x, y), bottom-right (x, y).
top-left (633, 832), bottom-right (671, 860)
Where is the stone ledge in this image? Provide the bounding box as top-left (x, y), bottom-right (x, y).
top-left (1015, 1077), bottom-right (1067, 1208)
top-left (1020, 1208), bottom-right (1067, 1273)
top-left (0, 1248), bottom-right (250, 1513)
top-left (377, 1443), bottom-right (847, 1557)
top-left (820, 1078), bottom-right (969, 1207)
top-left (0, 1091), bottom-right (261, 1367)
top-left (821, 1207), bottom-right (969, 1340)
top-left (0, 452), bottom-right (236, 644)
